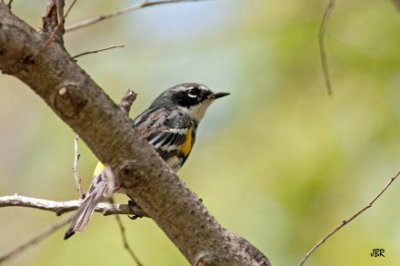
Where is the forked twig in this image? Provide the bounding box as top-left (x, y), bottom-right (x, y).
top-left (0, 216), bottom-right (72, 264)
top-left (42, 0), bottom-right (65, 43)
top-left (32, 0), bottom-right (77, 60)
top-left (319, 0), bottom-right (335, 96)
top-left (72, 44), bottom-right (125, 59)
top-left (300, 171), bottom-right (400, 266)
top-left (66, 0), bottom-right (211, 32)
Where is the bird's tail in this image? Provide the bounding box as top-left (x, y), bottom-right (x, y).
top-left (64, 174), bottom-right (106, 240)
top-left (64, 162), bottom-right (116, 240)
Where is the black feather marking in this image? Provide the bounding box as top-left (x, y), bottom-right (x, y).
top-left (64, 230), bottom-right (75, 240)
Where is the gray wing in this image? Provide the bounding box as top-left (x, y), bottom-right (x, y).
top-left (132, 106), bottom-right (194, 170)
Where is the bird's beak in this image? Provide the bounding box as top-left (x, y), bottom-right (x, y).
top-left (210, 92), bottom-right (230, 99)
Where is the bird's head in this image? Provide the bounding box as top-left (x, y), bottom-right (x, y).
top-left (152, 83), bottom-right (230, 122)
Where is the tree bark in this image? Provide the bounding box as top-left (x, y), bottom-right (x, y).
top-left (0, 4), bottom-right (270, 266)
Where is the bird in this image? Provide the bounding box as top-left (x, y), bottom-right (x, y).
top-left (64, 82), bottom-right (229, 239)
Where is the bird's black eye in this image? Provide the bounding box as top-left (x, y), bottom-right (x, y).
top-left (187, 87), bottom-right (201, 98)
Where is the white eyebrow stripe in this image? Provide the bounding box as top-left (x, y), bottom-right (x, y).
top-left (172, 86), bottom-right (193, 92)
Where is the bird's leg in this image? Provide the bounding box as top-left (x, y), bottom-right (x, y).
top-left (127, 195), bottom-right (146, 219)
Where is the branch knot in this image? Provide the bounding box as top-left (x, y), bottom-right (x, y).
top-left (117, 159), bottom-right (141, 189)
top-left (53, 83), bottom-right (87, 119)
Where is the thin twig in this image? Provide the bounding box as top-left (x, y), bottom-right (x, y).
top-left (0, 194), bottom-right (146, 216)
top-left (73, 133), bottom-right (83, 199)
top-left (115, 214), bottom-right (144, 266)
top-left (111, 198), bottom-right (143, 266)
top-left (300, 171), bottom-right (400, 266)
top-left (37, 23), bottom-right (62, 52)
top-left (0, 216), bottom-right (72, 264)
top-left (64, 0), bottom-right (78, 18)
top-left (66, 0), bottom-right (211, 32)
top-left (56, 0), bottom-right (65, 27)
top-left (318, 0), bottom-right (335, 96)
top-left (72, 44), bottom-right (125, 59)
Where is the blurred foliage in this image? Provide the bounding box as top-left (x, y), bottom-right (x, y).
top-left (1, 0), bottom-right (400, 265)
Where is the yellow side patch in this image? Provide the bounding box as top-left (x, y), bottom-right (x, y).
top-left (93, 161), bottom-right (104, 177)
top-left (180, 126), bottom-right (193, 156)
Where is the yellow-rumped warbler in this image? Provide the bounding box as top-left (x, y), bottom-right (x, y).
top-left (64, 83), bottom-right (229, 239)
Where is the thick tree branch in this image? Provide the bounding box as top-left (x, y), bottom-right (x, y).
top-left (0, 4), bottom-right (269, 266)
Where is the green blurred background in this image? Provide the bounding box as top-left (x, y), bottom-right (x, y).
top-left (1, 0), bottom-right (400, 265)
